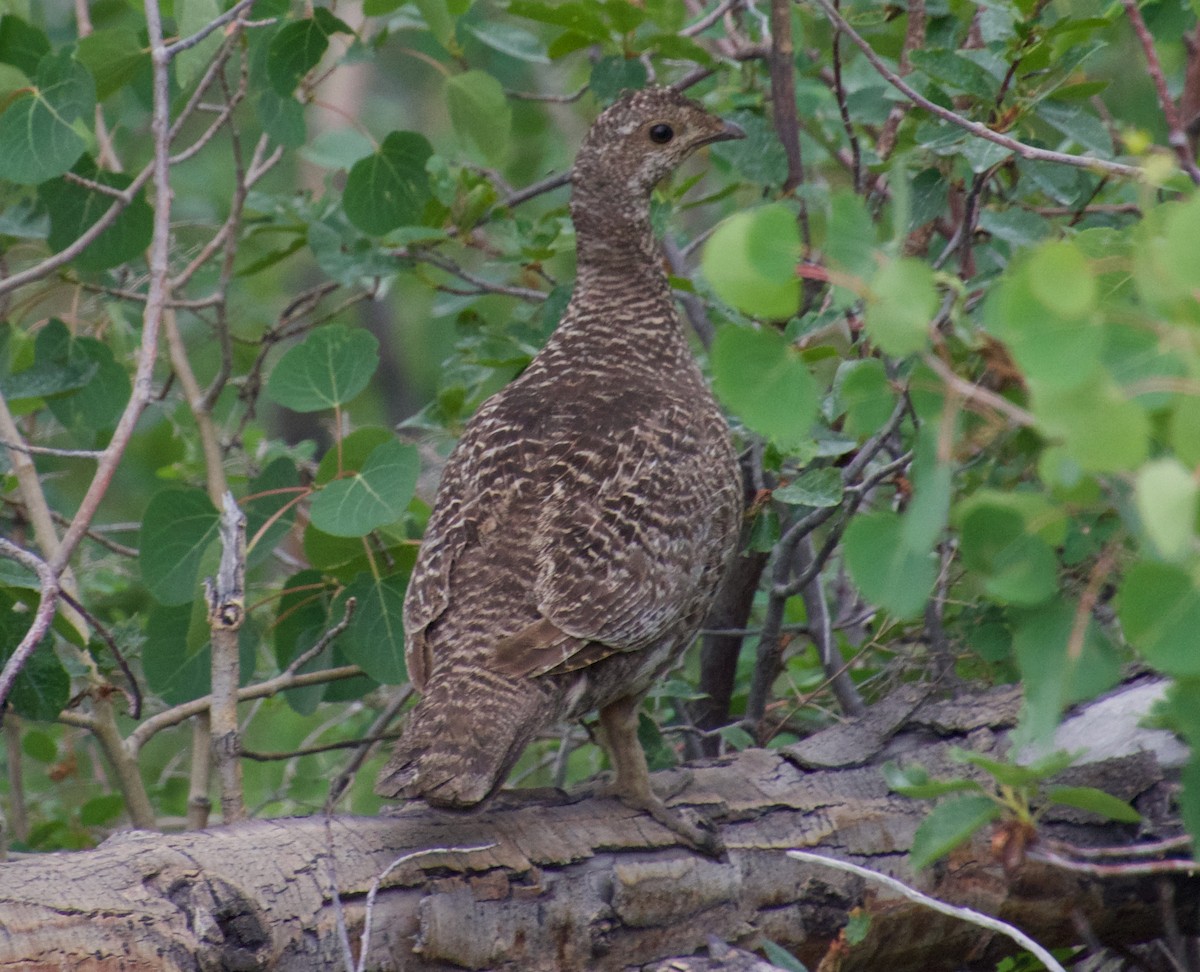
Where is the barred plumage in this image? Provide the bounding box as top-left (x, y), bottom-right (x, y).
top-left (376, 88), bottom-right (744, 848)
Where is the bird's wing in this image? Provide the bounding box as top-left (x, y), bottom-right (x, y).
top-left (493, 392), bottom-right (739, 679)
top-left (402, 395), bottom-right (533, 690)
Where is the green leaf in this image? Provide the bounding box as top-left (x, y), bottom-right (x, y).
top-left (901, 432), bottom-right (951, 554)
top-left (959, 505), bottom-right (1057, 606)
top-left (255, 87), bottom-right (306, 148)
top-left (1025, 240), bottom-right (1095, 319)
top-left (1169, 395), bottom-right (1200, 467)
top-left (835, 358), bottom-right (897, 441)
top-left (75, 28), bottom-right (148, 99)
top-left (1032, 376), bottom-right (1148, 474)
top-left (265, 324), bottom-right (381, 412)
top-left (589, 55), bottom-right (648, 104)
top-left (711, 326), bottom-right (817, 449)
top-left (910, 48), bottom-right (1001, 100)
top-left (39, 161), bottom-right (153, 271)
top-left (761, 941), bottom-right (809, 972)
top-left (983, 272), bottom-right (1100, 392)
top-left (702, 204), bottom-right (800, 319)
top-left (267, 8), bottom-right (352, 96)
top-left (1134, 459), bottom-right (1197, 563)
top-left (951, 748), bottom-right (1073, 787)
top-left (337, 572), bottom-right (408, 682)
top-left (1047, 786), bottom-right (1140, 823)
top-left (882, 760), bottom-right (985, 799)
top-left (309, 440), bottom-right (420, 537)
top-left (445, 70), bottom-right (512, 162)
top-left (865, 258), bottom-right (937, 357)
top-left (464, 21), bottom-right (549, 63)
top-left (274, 569), bottom-right (332, 670)
top-left (80, 794), bottom-right (125, 826)
top-left (6, 646), bottom-right (70, 722)
top-left (1012, 602), bottom-right (1119, 746)
top-left (0, 339), bottom-right (97, 403)
top-left (174, 0), bottom-right (223, 88)
top-left (0, 49), bottom-right (94, 184)
top-left (1119, 561), bottom-right (1200, 677)
top-left (245, 458), bottom-right (302, 567)
top-left (22, 730), bottom-right (57, 763)
top-left (507, 0), bottom-right (609, 40)
top-left (343, 131), bottom-right (434, 235)
top-left (143, 603), bottom-right (258, 704)
top-left (38, 319), bottom-right (131, 438)
top-left (843, 511), bottom-right (936, 619)
top-left (823, 190), bottom-right (876, 279)
top-left (0, 15), bottom-right (49, 76)
top-left (415, 0), bottom-right (456, 48)
top-left (139, 488), bottom-right (220, 606)
top-left (314, 426), bottom-right (395, 486)
top-left (774, 467), bottom-right (843, 508)
top-left (910, 794), bottom-right (1002, 870)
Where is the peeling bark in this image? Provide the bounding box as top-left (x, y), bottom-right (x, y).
top-left (0, 682), bottom-right (1194, 972)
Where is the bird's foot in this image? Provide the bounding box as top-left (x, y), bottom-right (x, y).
top-left (615, 787), bottom-right (725, 859)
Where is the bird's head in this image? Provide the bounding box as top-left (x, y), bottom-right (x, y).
top-left (572, 86), bottom-right (745, 198)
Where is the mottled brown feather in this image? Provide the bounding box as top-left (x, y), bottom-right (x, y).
top-left (376, 87), bottom-right (744, 808)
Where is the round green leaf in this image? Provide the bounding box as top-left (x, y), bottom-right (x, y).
top-left (835, 358), bottom-right (897, 441)
top-left (0, 15), bottom-right (51, 76)
top-left (1119, 561), bottom-right (1200, 677)
top-left (138, 488), bottom-right (220, 606)
top-left (343, 131), bottom-right (434, 235)
top-left (910, 794), bottom-right (1002, 870)
top-left (702, 205), bottom-right (801, 320)
top-left (774, 467), bottom-right (843, 508)
top-left (266, 8), bottom-right (352, 96)
top-left (445, 70), bottom-right (512, 162)
top-left (315, 426), bottom-right (395, 486)
top-left (711, 326), bottom-right (817, 449)
top-left (266, 324), bottom-right (380, 412)
top-left (1031, 376), bottom-right (1148, 473)
top-left (336, 572), bottom-right (408, 683)
top-left (1025, 240), bottom-right (1095, 319)
top-left (589, 55), bottom-right (648, 104)
top-left (843, 510), bottom-right (937, 619)
top-left (983, 272), bottom-right (1100, 391)
top-left (959, 505), bottom-right (1057, 606)
top-left (38, 323), bottom-right (130, 439)
top-left (1012, 602), bottom-right (1119, 746)
top-left (75, 28), bottom-right (149, 99)
top-left (39, 162), bottom-right (153, 271)
top-left (865, 258), bottom-right (937, 357)
top-left (1134, 458), bottom-right (1197, 562)
top-left (309, 440), bottom-right (420, 537)
top-left (0, 49), bottom-right (94, 184)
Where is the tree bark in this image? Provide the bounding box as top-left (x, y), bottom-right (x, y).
top-left (0, 681), bottom-right (1193, 972)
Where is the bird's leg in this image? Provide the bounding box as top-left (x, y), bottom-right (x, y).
top-left (597, 695), bottom-right (724, 857)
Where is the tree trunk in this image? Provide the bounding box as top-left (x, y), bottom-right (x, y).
top-left (1, 681), bottom-right (1193, 972)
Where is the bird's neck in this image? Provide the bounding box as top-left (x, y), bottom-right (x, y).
top-left (569, 188), bottom-right (669, 303)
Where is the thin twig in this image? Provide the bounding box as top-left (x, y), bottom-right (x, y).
top-left (806, 0), bottom-right (1143, 181)
top-left (1120, 0), bottom-right (1200, 185)
top-left (164, 0), bottom-right (259, 57)
top-left (355, 844), bottom-right (498, 972)
top-left (787, 850), bottom-right (1069, 972)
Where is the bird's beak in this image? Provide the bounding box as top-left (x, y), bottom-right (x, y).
top-left (709, 119), bottom-right (746, 144)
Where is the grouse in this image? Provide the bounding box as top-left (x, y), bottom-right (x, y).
top-left (375, 87), bottom-right (744, 852)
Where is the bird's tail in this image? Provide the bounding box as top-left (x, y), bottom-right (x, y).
top-left (374, 671), bottom-right (548, 808)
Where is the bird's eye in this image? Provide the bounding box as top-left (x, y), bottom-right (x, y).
top-left (648, 123), bottom-right (674, 144)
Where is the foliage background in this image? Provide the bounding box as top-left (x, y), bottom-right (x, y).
top-left (0, 0), bottom-right (1199, 928)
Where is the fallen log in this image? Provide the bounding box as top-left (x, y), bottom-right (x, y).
top-left (0, 681), bottom-right (1193, 971)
